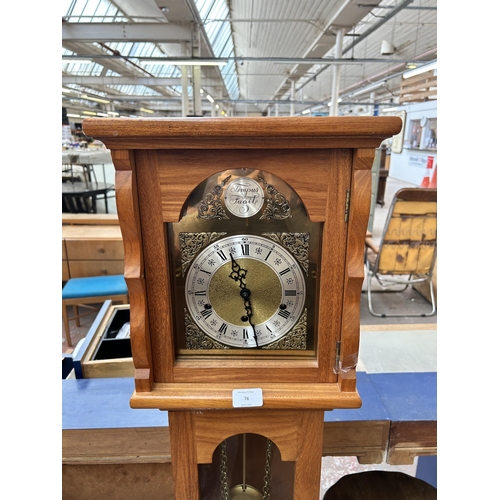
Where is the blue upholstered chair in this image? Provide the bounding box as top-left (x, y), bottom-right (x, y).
top-left (62, 274), bottom-right (128, 347)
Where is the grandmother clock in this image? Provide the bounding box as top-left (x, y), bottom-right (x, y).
top-left (83, 116), bottom-right (401, 500)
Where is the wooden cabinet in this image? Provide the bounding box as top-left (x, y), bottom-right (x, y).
top-left (62, 215), bottom-right (124, 279)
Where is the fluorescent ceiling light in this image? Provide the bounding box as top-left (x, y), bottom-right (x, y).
top-left (96, 112), bottom-right (109, 117)
top-left (67, 114), bottom-right (81, 118)
top-left (139, 59), bottom-right (227, 66)
top-left (62, 59), bottom-right (92, 65)
top-left (81, 93), bottom-right (110, 104)
top-left (108, 111), bottom-right (120, 116)
top-left (82, 111), bottom-right (97, 116)
top-left (381, 107), bottom-right (399, 113)
top-left (62, 88), bottom-right (71, 93)
top-left (140, 108), bottom-right (154, 114)
top-left (206, 94), bottom-right (215, 103)
top-left (403, 61), bottom-right (437, 79)
top-left (349, 80), bottom-right (387, 97)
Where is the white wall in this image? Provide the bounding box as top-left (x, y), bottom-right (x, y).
top-left (387, 101), bottom-right (438, 186)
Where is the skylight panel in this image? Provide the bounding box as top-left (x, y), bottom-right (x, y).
top-left (63, 0), bottom-right (123, 22)
top-left (196, 0), bottom-right (217, 19)
top-left (194, 0), bottom-right (240, 100)
top-left (107, 84), bottom-right (162, 97)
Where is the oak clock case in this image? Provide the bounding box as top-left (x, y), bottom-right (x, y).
top-left (167, 168), bottom-right (322, 356)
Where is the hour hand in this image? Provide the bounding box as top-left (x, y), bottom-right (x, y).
top-left (229, 252), bottom-right (247, 285)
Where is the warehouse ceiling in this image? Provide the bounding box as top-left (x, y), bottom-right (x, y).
top-left (62, 0), bottom-right (437, 120)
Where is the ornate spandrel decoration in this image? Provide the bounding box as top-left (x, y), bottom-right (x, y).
top-left (262, 232), bottom-right (309, 276)
top-left (257, 175), bottom-right (291, 220)
top-left (198, 175), bottom-right (231, 220)
top-left (180, 232), bottom-right (227, 276)
top-left (263, 309), bottom-right (307, 350)
top-left (184, 309), bottom-right (230, 349)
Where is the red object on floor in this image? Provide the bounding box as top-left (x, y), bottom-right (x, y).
top-left (421, 156), bottom-right (434, 187)
top-left (429, 164), bottom-right (437, 188)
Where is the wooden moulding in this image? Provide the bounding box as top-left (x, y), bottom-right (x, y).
top-left (129, 382), bottom-right (362, 411)
top-left (83, 116), bottom-right (402, 148)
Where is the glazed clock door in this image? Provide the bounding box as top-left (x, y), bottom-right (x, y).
top-left (166, 168), bottom-right (322, 357)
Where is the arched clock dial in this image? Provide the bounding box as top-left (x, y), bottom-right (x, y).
top-left (185, 234), bottom-right (306, 348)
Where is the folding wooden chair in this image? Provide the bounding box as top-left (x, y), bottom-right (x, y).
top-left (365, 188), bottom-right (437, 317)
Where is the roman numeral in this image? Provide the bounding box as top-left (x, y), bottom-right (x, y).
top-left (278, 310), bottom-right (291, 319)
top-left (218, 323), bottom-right (228, 334)
top-left (217, 250), bottom-right (228, 261)
top-left (242, 328), bottom-right (249, 339)
top-left (200, 309), bottom-right (213, 319)
top-left (284, 289), bottom-right (296, 296)
top-left (279, 267), bottom-right (291, 276)
top-left (199, 269), bottom-right (212, 275)
top-left (265, 250), bottom-right (272, 261)
top-left (194, 290), bottom-right (206, 296)
top-left (241, 244), bottom-right (250, 256)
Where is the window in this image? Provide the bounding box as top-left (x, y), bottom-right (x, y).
top-left (408, 120), bottom-right (422, 149)
top-left (405, 117), bottom-right (437, 151)
top-left (422, 118), bottom-right (437, 150)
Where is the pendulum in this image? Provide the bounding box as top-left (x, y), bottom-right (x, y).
top-left (220, 434), bottom-right (272, 500)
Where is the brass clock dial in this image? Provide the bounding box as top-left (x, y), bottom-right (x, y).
top-left (167, 167), bottom-right (322, 354)
top-left (185, 235), bottom-right (306, 348)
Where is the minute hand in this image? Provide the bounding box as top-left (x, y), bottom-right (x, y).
top-left (229, 253), bottom-right (259, 348)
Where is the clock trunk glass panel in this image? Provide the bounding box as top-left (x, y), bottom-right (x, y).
top-left (166, 168), bottom-right (323, 358)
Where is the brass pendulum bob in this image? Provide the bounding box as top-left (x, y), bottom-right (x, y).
top-left (228, 485), bottom-right (263, 500)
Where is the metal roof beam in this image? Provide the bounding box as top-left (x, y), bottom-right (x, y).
top-left (62, 55), bottom-right (429, 65)
top-left (63, 76), bottom-right (181, 86)
top-left (62, 22), bottom-right (192, 42)
top-left (62, 76), bottom-right (224, 86)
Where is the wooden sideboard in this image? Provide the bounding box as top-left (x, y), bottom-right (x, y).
top-left (62, 214), bottom-right (124, 280)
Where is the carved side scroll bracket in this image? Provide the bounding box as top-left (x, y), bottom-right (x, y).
top-left (112, 149), bottom-right (153, 391)
top-left (339, 148), bottom-right (375, 392)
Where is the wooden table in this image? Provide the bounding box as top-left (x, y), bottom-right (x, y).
top-left (62, 372), bottom-right (436, 498)
top-left (62, 181), bottom-right (114, 214)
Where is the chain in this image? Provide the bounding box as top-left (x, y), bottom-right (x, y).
top-left (262, 439), bottom-right (273, 500)
top-left (220, 440), bottom-right (229, 500)
top-left (220, 436), bottom-right (272, 500)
